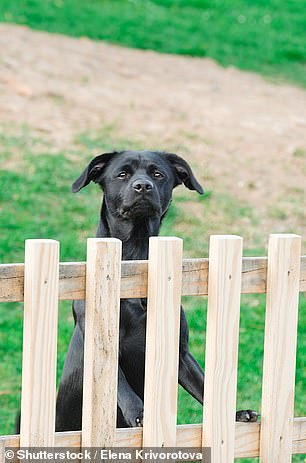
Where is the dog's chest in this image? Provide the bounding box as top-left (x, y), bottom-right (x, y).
top-left (119, 299), bottom-right (147, 356)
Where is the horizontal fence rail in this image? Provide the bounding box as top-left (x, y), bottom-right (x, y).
top-left (1, 420), bottom-right (306, 459)
top-left (0, 234), bottom-right (305, 463)
top-left (1, 256), bottom-right (306, 303)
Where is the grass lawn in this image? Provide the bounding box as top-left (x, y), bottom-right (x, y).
top-left (0, 0), bottom-right (306, 88)
top-left (0, 126), bottom-right (305, 462)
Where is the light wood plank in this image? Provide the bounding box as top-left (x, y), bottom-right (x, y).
top-left (142, 237), bottom-right (183, 447)
top-left (20, 239), bottom-right (59, 447)
top-left (82, 238), bottom-right (122, 447)
top-left (2, 418), bottom-right (306, 462)
top-left (1, 256), bottom-right (306, 302)
top-left (260, 234), bottom-right (301, 463)
top-left (202, 235), bottom-right (243, 463)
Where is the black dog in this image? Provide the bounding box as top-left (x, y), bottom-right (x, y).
top-left (55, 150), bottom-right (258, 431)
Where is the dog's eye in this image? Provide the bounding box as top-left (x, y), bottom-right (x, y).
top-left (153, 171), bottom-right (164, 179)
top-left (118, 171), bottom-right (128, 179)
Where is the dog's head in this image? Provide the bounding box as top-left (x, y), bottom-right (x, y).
top-left (72, 150), bottom-right (203, 221)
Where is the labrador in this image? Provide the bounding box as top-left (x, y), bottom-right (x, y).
top-left (55, 150), bottom-right (258, 431)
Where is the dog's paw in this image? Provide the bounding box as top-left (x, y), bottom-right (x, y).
top-left (135, 414), bottom-right (143, 427)
top-left (236, 409), bottom-right (259, 422)
top-left (130, 409), bottom-right (143, 428)
top-left (124, 408), bottom-right (144, 428)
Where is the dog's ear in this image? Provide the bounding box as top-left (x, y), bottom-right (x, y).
top-left (165, 153), bottom-right (204, 194)
top-left (72, 152), bottom-right (117, 192)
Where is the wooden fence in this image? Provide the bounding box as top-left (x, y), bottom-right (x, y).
top-left (0, 234), bottom-right (306, 462)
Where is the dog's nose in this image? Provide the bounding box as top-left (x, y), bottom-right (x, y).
top-left (132, 179), bottom-right (153, 193)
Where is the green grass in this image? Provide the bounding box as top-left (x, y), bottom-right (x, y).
top-left (0, 127), bottom-right (305, 462)
top-left (1, 0), bottom-right (306, 87)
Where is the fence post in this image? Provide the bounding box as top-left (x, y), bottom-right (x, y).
top-left (20, 239), bottom-right (59, 447)
top-left (82, 238), bottom-right (122, 447)
top-left (260, 234), bottom-right (301, 462)
top-left (142, 237), bottom-right (183, 448)
top-left (202, 235), bottom-right (243, 463)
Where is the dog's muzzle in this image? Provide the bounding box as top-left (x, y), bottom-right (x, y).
top-left (120, 197), bottom-right (161, 219)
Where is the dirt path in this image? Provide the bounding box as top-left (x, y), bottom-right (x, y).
top-left (0, 24), bottom-right (305, 241)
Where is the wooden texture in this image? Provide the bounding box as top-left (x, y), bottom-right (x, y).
top-left (1, 256), bottom-right (306, 303)
top-left (20, 240), bottom-right (59, 447)
top-left (142, 237), bottom-right (183, 447)
top-left (260, 234), bottom-right (301, 463)
top-left (202, 236), bottom-right (243, 463)
top-left (1, 236), bottom-right (305, 461)
top-left (82, 238), bottom-right (122, 447)
top-left (2, 418), bottom-right (306, 463)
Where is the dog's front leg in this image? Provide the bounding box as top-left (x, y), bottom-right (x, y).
top-left (178, 307), bottom-right (205, 404)
top-left (178, 352), bottom-right (258, 422)
top-left (117, 367), bottom-right (144, 427)
top-left (56, 321), bottom-right (84, 431)
top-left (178, 350), bottom-right (204, 404)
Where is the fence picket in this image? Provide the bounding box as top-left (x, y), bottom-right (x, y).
top-left (260, 234), bottom-right (301, 463)
top-left (82, 238), bottom-right (122, 447)
top-left (202, 235), bottom-right (243, 462)
top-left (142, 237), bottom-right (183, 447)
top-left (20, 239), bottom-right (59, 447)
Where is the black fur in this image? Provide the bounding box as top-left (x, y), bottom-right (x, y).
top-left (53, 150), bottom-right (258, 431)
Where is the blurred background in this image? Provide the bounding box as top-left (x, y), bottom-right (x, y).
top-left (0, 2), bottom-right (305, 461)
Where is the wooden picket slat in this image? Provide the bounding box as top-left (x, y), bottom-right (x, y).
top-left (260, 234), bottom-right (301, 463)
top-left (142, 237), bottom-right (183, 447)
top-left (1, 256), bottom-right (306, 303)
top-left (20, 239), bottom-right (59, 447)
top-left (202, 235), bottom-right (243, 463)
top-left (82, 238), bottom-right (122, 447)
